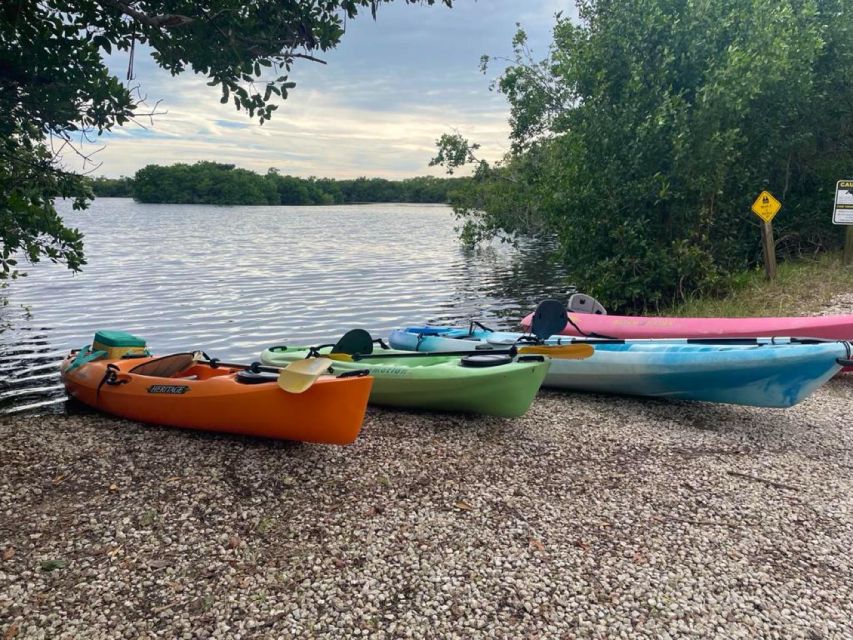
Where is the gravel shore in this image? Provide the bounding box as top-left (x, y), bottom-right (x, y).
top-left (2, 302), bottom-right (852, 639)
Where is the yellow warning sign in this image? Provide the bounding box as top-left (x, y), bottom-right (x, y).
top-left (751, 190), bottom-right (781, 223)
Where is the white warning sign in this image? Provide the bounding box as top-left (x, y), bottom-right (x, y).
top-left (834, 180), bottom-right (853, 225)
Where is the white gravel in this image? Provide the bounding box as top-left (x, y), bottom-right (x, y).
top-left (1, 296), bottom-right (851, 639)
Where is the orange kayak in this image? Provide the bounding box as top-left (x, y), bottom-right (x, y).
top-left (60, 351), bottom-right (373, 444)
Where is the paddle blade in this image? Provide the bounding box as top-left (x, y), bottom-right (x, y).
top-left (277, 357), bottom-right (333, 393)
top-left (518, 344), bottom-right (594, 359)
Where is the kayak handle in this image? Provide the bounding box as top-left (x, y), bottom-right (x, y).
top-left (517, 355), bottom-right (546, 363)
top-left (838, 358), bottom-right (853, 367)
top-left (335, 369), bottom-right (371, 378)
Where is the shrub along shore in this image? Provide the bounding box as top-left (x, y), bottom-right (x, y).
top-left (662, 251), bottom-right (853, 318)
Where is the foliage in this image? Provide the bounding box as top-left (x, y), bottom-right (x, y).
top-left (89, 176), bottom-right (134, 197)
top-left (1, 0), bottom-right (451, 278)
top-left (663, 251), bottom-right (853, 318)
top-left (133, 162), bottom-right (278, 205)
top-left (434, 0), bottom-right (853, 312)
top-left (117, 162), bottom-right (468, 205)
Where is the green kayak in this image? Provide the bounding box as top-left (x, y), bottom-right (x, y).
top-left (259, 331), bottom-right (550, 418)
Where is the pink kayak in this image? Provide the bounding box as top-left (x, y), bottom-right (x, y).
top-left (521, 310), bottom-right (853, 373)
top-left (519, 311), bottom-right (853, 341)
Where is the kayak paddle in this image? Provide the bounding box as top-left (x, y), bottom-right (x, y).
top-left (515, 343), bottom-right (594, 359)
top-left (194, 354), bottom-right (334, 393)
top-left (327, 343), bottom-right (594, 361)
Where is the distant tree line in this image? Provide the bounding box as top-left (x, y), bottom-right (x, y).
top-left (89, 162), bottom-right (469, 205)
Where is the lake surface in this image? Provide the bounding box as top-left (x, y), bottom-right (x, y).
top-left (0, 199), bottom-right (572, 414)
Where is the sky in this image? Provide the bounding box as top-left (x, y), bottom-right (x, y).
top-left (75, 0), bottom-right (576, 179)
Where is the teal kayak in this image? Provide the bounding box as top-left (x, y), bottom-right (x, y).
top-left (260, 333), bottom-right (550, 417)
top-left (389, 327), bottom-right (851, 408)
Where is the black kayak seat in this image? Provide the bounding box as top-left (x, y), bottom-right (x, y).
top-left (530, 299), bottom-right (569, 341)
top-left (331, 329), bottom-right (374, 356)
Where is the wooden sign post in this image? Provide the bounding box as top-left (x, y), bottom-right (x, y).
top-left (751, 190), bottom-right (781, 280)
top-left (832, 180), bottom-right (853, 266)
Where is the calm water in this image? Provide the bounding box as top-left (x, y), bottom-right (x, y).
top-left (0, 199), bottom-right (572, 414)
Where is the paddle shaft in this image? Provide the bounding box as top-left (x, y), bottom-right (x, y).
top-left (352, 348), bottom-right (518, 360)
top-left (350, 344), bottom-right (592, 360)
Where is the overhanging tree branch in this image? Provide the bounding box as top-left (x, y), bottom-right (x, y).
top-left (97, 0), bottom-right (195, 29)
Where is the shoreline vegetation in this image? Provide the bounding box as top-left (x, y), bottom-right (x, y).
top-left (664, 251), bottom-right (853, 318)
top-left (429, 1), bottom-right (852, 314)
top-left (89, 162), bottom-right (469, 206)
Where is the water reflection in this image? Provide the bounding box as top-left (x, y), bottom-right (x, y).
top-left (0, 199), bottom-right (571, 414)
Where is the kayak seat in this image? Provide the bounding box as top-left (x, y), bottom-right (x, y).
top-left (460, 354), bottom-right (513, 368)
top-left (130, 353), bottom-right (196, 378)
top-left (531, 299), bottom-right (569, 341)
top-left (567, 292), bottom-right (607, 315)
top-left (332, 329), bottom-right (374, 355)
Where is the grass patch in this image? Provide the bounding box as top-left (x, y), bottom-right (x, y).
top-left (256, 517), bottom-right (274, 535)
top-left (140, 509), bottom-right (158, 527)
top-left (40, 558), bottom-right (67, 572)
top-left (665, 251), bottom-right (853, 317)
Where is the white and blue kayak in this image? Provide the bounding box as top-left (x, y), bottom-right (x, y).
top-left (388, 326), bottom-right (852, 408)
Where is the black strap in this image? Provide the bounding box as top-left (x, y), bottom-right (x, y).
top-left (96, 364), bottom-right (127, 402)
top-left (196, 352), bottom-right (219, 368)
top-left (307, 343), bottom-right (335, 358)
top-left (373, 338), bottom-right (390, 350)
top-left (564, 313), bottom-right (618, 340)
top-left (468, 320), bottom-right (494, 335)
top-left (840, 340), bottom-right (853, 365)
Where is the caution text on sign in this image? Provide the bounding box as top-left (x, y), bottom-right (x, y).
top-left (833, 180), bottom-right (853, 225)
top-left (751, 191), bottom-right (781, 223)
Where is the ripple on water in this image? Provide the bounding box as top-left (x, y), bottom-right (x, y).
top-left (0, 200), bottom-right (572, 414)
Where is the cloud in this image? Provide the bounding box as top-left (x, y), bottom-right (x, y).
top-left (64, 1), bottom-right (570, 179)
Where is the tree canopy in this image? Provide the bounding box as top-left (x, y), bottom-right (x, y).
top-left (435, 0), bottom-right (853, 312)
top-left (0, 0), bottom-right (451, 278)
